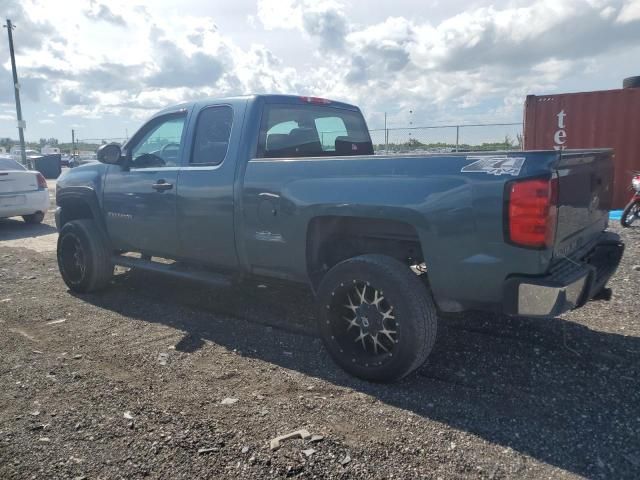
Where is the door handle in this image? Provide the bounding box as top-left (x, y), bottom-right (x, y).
top-left (151, 180), bottom-right (173, 191)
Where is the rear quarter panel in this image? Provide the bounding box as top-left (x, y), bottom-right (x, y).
top-left (242, 151), bottom-right (561, 311)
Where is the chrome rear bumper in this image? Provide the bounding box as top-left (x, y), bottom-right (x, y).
top-left (503, 232), bottom-right (624, 317)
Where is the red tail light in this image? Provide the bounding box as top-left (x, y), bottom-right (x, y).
top-left (506, 177), bottom-right (558, 249)
top-left (36, 172), bottom-right (48, 189)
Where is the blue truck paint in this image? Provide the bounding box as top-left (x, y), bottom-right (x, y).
top-left (56, 94), bottom-right (622, 317)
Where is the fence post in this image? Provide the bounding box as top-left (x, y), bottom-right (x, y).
top-left (455, 125), bottom-right (460, 152)
top-left (384, 112), bottom-right (388, 153)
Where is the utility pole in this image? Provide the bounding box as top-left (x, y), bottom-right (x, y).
top-left (4, 19), bottom-right (29, 169)
top-left (71, 129), bottom-right (76, 164)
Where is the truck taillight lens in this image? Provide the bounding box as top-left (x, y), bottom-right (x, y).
top-left (36, 173), bottom-right (48, 189)
top-left (507, 177), bottom-right (557, 249)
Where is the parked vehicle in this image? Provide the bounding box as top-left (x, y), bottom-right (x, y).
top-left (621, 173), bottom-right (640, 227)
top-left (55, 94), bottom-right (624, 382)
top-left (41, 145), bottom-right (61, 155)
top-left (0, 157), bottom-right (49, 224)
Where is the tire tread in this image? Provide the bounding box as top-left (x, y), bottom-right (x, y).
top-left (57, 219), bottom-right (113, 292)
top-left (317, 254), bottom-right (437, 382)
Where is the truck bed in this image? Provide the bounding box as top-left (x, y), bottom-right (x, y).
top-left (242, 149), bottom-right (614, 313)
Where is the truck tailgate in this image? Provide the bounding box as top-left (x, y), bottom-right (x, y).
top-left (553, 150), bottom-right (613, 258)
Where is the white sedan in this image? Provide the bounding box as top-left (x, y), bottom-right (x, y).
top-left (0, 157), bottom-right (49, 224)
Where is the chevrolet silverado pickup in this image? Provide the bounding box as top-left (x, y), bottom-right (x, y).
top-left (55, 94), bottom-right (624, 382)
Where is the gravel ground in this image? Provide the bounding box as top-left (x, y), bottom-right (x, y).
top-left (0, 208), bottom-right (639, 479)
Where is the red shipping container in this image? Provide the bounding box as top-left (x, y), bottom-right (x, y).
top-left (524, 82), bottom-right (640, 209)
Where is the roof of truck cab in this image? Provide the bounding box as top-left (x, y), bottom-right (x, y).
top-left (154, 94), bottom-right (360, 116)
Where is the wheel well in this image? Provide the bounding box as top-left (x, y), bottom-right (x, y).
top-left (58, 199), bottom-right (94, 226)
top-left (306, 216), bottom-right (425, 289)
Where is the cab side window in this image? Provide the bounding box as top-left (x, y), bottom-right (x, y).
top-left (130, 113), bottom-right (186, 168)
top-left (191, 106), bottom-right (233, 165)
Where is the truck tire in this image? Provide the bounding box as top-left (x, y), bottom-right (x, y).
top-left (23, 212), bottom-right (45, 224)
top-left (316, 254), bottom-right (437, 382)
top-left (621, 199), bottom-right (639, 227)
top-left (57, 219), bottom-right (113, 292)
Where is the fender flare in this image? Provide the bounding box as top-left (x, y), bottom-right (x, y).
top-left (56, 186), bottom-right (108, 238)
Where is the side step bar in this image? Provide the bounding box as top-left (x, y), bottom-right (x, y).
top-left (112, 255), bottom-right (232, 288)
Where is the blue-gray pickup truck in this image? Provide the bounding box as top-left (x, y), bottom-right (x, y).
top-left (55, 94), bottom-right (623, 381)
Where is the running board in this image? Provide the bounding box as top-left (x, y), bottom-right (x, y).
top-left (112, 255), bottom-right (232, 288)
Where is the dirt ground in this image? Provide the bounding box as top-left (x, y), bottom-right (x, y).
top-left (1, 191), bottom-right (639, 479)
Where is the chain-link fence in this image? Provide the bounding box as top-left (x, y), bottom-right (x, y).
top-left (71, 137), bottom-right (127, 162)
top-left (74, 122), bottom-right (523, 157)
top-left (370, 122), bottom-right (523, 154)
top-left (75, 138), bottom-right (127, 149)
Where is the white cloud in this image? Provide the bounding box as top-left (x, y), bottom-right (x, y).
top-left (1, 0), bottom-right (639, 139)
top-left (84, 0), bottom-right (127, 26)
top-left (257, 0), bottom-right (348, 49)
top-left (617, 0), bottom-right (640, 21)
top-left (256, 0), bottom-right (304, 30)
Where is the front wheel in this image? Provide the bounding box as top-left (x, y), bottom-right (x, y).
top-left (621, 200), bottom-right (640, 227)
top-left (316, 254), bottom-right (438, 382)
top-left (57, 219), bottom-right (113, 292)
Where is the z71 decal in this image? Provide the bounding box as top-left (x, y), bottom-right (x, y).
top-left (461, 155), bottom-right (525, 176)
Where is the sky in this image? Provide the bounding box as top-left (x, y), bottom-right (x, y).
top-left (0, 0), bottom-right (639, 144)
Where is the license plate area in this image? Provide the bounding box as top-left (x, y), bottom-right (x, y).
top-left (0, 195), bottom-right (26, 207)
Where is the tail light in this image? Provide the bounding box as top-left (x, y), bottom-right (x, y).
top-left (36, 172), bottom-right (48, 189)
top-left (506, 177), bottom-right (558, 249)
top-left (300, 96), bottom-right (331, 104)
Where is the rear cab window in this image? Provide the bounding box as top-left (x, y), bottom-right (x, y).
top-left (257, 103), bottom-right (373, 158)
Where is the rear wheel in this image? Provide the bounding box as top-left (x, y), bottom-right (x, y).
top-left (317, 254), bottom-right (437, 382)
top-left (57, 219), bottom-right (113, 292)
top-left (23, 212), bottom-right (45, 224)
top-left (621, 200), bottom-right (639, 227)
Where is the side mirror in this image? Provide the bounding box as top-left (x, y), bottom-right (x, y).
top-left (97, 143), bottom-right (122, 165)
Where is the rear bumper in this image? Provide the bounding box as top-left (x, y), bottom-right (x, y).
top-left (503, 232), bottom-right (624, 317)
top-left (0, 189), bottom-right (49, 219)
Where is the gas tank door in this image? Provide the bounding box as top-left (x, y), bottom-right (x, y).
top-left (257, 192), bottom-right (280, 226)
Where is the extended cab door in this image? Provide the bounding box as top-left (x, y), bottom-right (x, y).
top-left (176, 103), bottom-right (242, 269)
top-left (102, 110), bottom-right (188, 257)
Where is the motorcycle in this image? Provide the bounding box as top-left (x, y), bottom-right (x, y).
top-left (621, 173), bottom-right (640, 227)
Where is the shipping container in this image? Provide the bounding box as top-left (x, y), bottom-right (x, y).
top-left (524, 78), bottom-right (640, 209)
